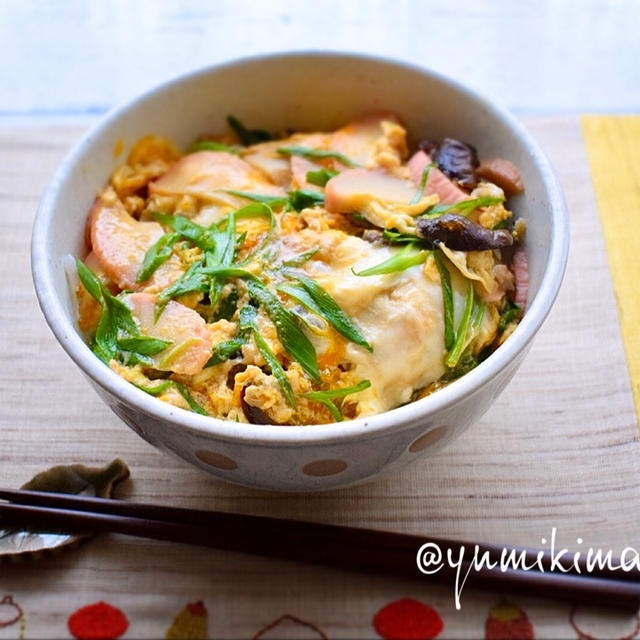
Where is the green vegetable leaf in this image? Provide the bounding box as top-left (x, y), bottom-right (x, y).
top-left (246, 279), bottom-right (319, 382)
top-left (155, 260), bottom-right (209, 319)
top-left (472, 300), bottom-right (486, 330)
top-left (107, 294), bottom-right (138, 337)
top-left (253, 329), bottom-right (295, 406)
top-left (422, 196), bottom-right (504, 218)
top-left (232, 203), bottom-right (277, 265)
top-left (136, 232), bottom-right (180, 283)
top-left (134, 380), bottom-right (173, 396)
top-left (173, 382), bottom-right (208, 415)
top-left (151, 212), bottom-right (215, 251)
top-left (410, 163), bottom-right (435, 205)
top-left (433, 249), bottom-right (455, 350)
top-left (76, 257), bottom-right (105, 304)
top-left (227, 115), bottom-right (273, 145)
top-left (498, 300), bottom-right (521, 333)
top-left (446, 280), bottom-right (475, 368)
top-left (442, 350), bottom-right (478, 381)
top-left (93, 300), bottom-right (117, 363)
top-left (117, 336), bottom-right (172, 356)
top-left (224, 190), bottom-right (288, 209)
top-left (282, 248), bottom-right (320, 267)
top-left (277, 146), bottom-right (359, 168)
top-left (205, 337), bottom-right (245, 368)
top-left (199, 265), bottom-right (259, 280)
top-left (353, 244), bottom-right (430, 277)
top-left (282, 273), bottom-right (372, 351)
top-left (306, 168), bottom-right (338, 187)
top-left (382, 229), bottom-right (423, 245)
top-left (187, 140), bottom-right (241, 155)
top-left (207, 210), bottom-right (236, 308)
top-left (300, 380), bottom-right (371, 422)
top-left (286, 189), bottom-right (325, 212)
top-left (214, 287), bottom-right (239, 321)
top-left (239, 305), bottom-right (295, 406)
top-left (77, 259), bottom-right (142, 362)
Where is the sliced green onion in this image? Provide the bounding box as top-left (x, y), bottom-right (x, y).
top-left (134, 380), bottom-right (173, 396)
top-left (306, 168), bottom-right (338, 186)
top-left (282, 248), bottom-right (320, 268)
top-left (300, 380), bottom-right (371, 422)
top-left (245, 279), bottom-right (319, 382)
top-left (498, 301), bottom-right (521, 333)
top-left (214, 287), bottom-right (239, 322)
top-left (433, 249), bottom-right (455, 350)
top-left (205, 337), bottom-right (245, 368)
top-left (173, 382), bottom-right (208, 415)
top-left (208, 210), bottom-right (236, 308)
top-left (76, 257), bottom-right (104, 304)
top-left (353, 244), bottom-right (430, 277)
top-left (227, 115), bottom-right (273, 145)
top-left (422, 196), bottom-right (504, 218)
top-left (155, 260), bottom-right (209, 320)
top-left (224, 190), bottom-right (288, 209)
top-left (286, 189), bottom-right (325, 212)
top-left (277, 146), bottom-right (359, 168)
top-left (410, 163), bottom-right (435, 205)
top-left (239, 306), bottom-right (295, 406)
top-left (382, 229), bottom-right (423, 245)
top-left (446, 280), bottom-right (475, 368)
top-left (137, 232), bottom-right (180, 283)
top-left (282, 273), bottom-right (372, 351)
top-left (151, 212), bottom-right (215, 250)
top-left (472, 300), bottom-right (486, 331)
top-left (187, 140), bottom-right (241, 154)
top-left (232, 202), bottom-right (277, 265)
top-left (157, 338), bottom-right (202, 369)
top-left (117, 336), bottom-right (172, 356)
top-left (199, 266), bottom-right (258, 280)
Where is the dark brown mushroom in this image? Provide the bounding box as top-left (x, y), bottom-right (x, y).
top-left (416, 214), bottom-right (514, 251)
top-left (361, 229), bottom-right (384, 244)
top-left (240, 387), bottom-right (277, 425)
top-left (418, 137), bottom-right (479, 189)
top-left (433, 138), bottom-right (479, 189)
top-left (226, 363), bottom-right (247, 389)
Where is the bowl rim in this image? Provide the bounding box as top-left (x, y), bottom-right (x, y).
top-left (31, 50), bottom-right (570, 446)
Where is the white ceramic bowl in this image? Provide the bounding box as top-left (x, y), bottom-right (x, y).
top-left (32, 52), bottom-right (569, 492)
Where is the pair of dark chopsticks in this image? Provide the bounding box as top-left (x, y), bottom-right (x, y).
top-left (1, 488), bottom-right (638, 612)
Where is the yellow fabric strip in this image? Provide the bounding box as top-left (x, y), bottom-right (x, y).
top-left (582, 116), bottom-right (640, 425)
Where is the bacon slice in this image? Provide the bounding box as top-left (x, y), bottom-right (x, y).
top-left (513, 247), bottom-right (529, 309)
top-left (477, 158), bottom-right (524, 196)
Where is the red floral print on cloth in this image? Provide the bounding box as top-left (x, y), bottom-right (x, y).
top-left (570, 605), bottom-right (640, 640)
top-left (68, 601), bottom-right (128, 640)
top-left (373, 598), bottom-right (444, 639)
top-left (252, 613), bottom-right (328, 639)
top-left (0, 596), bottom-right (23, 629)
top-left (165, 601), bottom-right (208, 639)
top-left (485, 602), bottom-right (534, 640)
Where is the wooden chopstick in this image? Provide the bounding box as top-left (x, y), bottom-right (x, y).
top-left (0, 488), bottom-right (634, 582)
top-left (1, 489), bottom-right (638, 612)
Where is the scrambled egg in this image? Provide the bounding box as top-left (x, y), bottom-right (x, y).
top-left (76, 113), bottom-right (521, 425)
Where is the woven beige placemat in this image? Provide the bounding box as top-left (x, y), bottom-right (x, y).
top-left (0, 117), bottom-right (638, 639)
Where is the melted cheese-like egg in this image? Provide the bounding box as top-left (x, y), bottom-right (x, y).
top-left (304, 233), bottom-right (466, 416)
